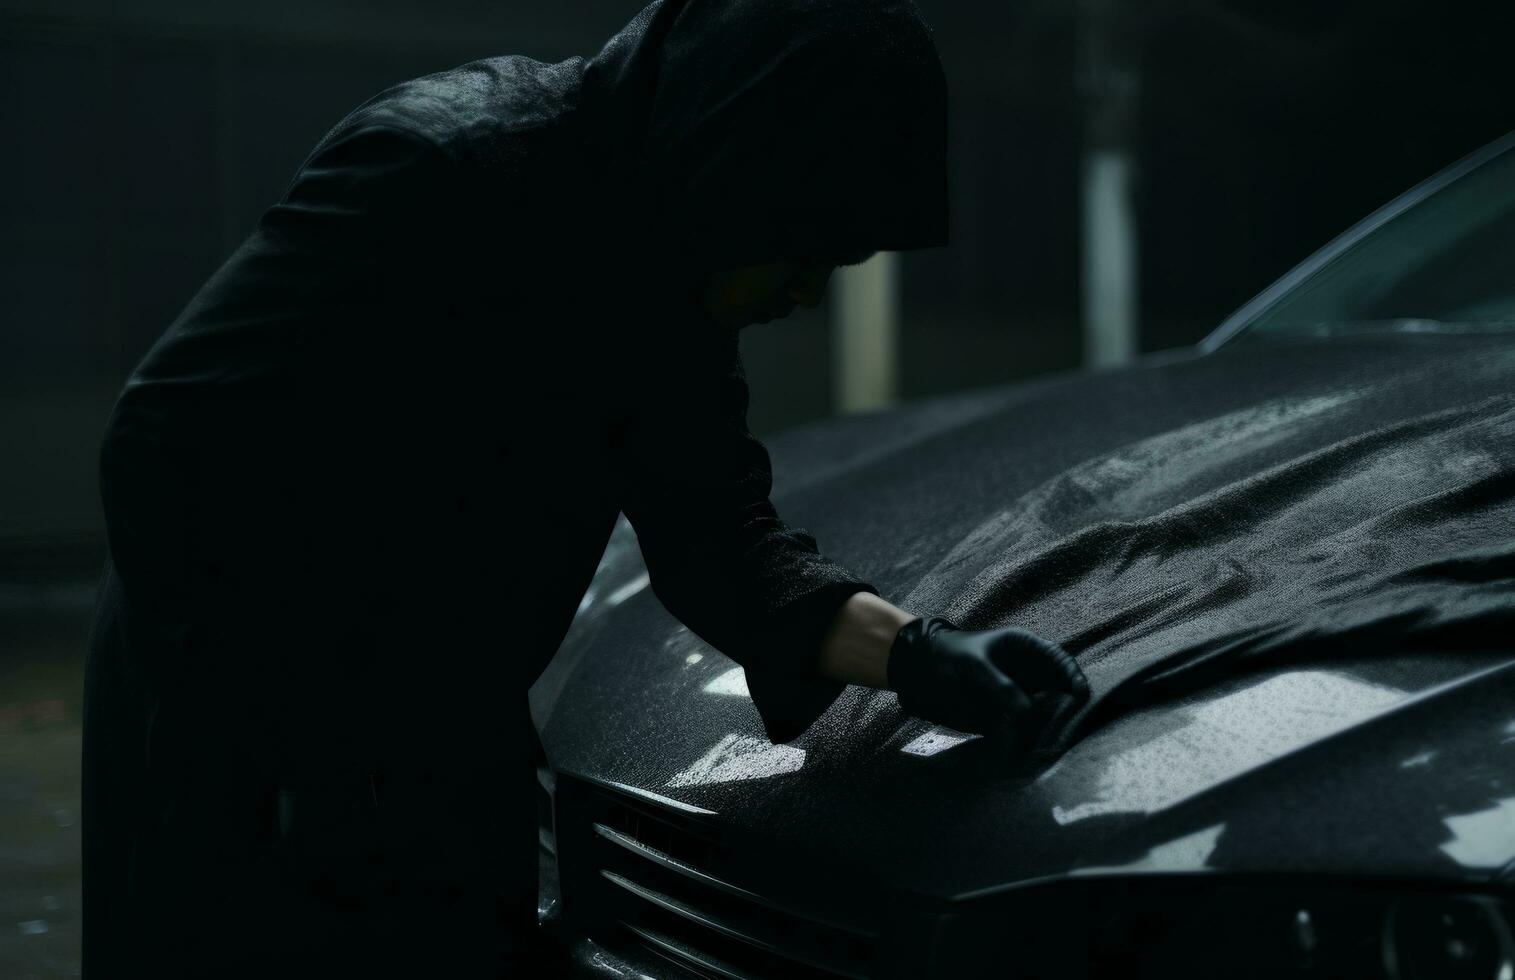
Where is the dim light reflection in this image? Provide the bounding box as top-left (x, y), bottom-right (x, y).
top-left (1075, 822), bottom-right (1227, 874)
top-left (703, 666), bottom-right (750, 697)
top-left (1439, 796), bottom-right (1515, 869)
top-left (605, 572), bottom-right (651, 607)
top-left (1051, 671), bottom-right (1405, 825)
top-left (667, 733), bottom-right (805, 788)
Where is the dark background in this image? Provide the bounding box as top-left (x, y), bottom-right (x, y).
top-left (1, 2), bottom-right (1512, 975)
top-left (3, 0), bottom-right (1514, 542)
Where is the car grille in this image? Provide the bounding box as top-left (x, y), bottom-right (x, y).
top-left (553, 773), bottom-right (880, 979)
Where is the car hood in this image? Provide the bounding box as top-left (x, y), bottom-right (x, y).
top-left (532, 333), bottom-right (1515, 900)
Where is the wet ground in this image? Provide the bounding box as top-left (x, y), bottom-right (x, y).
top-left (1, 583), bottom-right (93, 979)
top-left (0, 562), bottom-right (605, 979)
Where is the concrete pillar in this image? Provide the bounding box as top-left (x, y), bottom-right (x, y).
top-left (831, 251), bottom-right (901, 414)
top-left (1078, 0), bottom-right (1142, 369)
top-left (1081, 149), bottom-right (1139, 368)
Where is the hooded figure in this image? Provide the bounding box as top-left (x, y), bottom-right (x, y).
top-left (84, 0), bottom-right (1084, 975)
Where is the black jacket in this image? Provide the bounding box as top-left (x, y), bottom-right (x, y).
top-left (85, 0), bottom-right (946, 972)
top-left (102, 0), bottom-right (946, 757)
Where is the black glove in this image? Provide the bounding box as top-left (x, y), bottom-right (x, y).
top-left (887, 617), bottom-right (1089, 748)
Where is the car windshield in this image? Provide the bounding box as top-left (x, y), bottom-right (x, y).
top-left (1226, 135), bottom-right (1515, 341)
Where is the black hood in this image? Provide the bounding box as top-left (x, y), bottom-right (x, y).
top-left (579, 0), bottom-right (949, 272)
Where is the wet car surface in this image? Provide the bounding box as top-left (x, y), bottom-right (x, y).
top-left (533, 134), bottom-right (1515, 978)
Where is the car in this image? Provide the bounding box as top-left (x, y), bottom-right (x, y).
top-left (528, 130), bottom-right (1515, 979)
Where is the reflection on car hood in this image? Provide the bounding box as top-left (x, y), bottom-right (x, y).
top-left (532, 334), bottom-right (1515, 898)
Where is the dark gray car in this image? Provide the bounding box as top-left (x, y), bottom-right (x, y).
top-left (530, 132), bottom-right (1515, 979)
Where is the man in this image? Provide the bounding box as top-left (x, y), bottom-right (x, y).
top-left (83, 0), bottom-right (1088, 975)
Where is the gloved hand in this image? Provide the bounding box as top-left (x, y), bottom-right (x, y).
top-left (886, 617), bottom-right (1089, 748)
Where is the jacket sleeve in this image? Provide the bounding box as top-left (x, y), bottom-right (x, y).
top-left (612, 325), bottom-right (879, 743)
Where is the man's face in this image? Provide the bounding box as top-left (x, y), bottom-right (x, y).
top-left (699, 252), bottom-right (875, 328)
